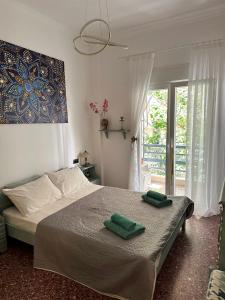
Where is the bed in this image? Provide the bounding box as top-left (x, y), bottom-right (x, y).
top-left (0, 171), bottom-right (193, 300)
top-left (1, 182), bottom-right (101, 245)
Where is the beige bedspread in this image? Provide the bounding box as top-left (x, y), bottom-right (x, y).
top-left (34, 186), bottom-right (193, 300)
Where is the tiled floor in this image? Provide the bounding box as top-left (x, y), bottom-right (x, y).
top-left (154, 216), bottom-right (219, 300)
top-left (0, 216), bottom-right (219, 300)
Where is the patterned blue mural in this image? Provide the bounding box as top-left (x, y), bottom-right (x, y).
top-left (0, 40), bottom-right (68, 124)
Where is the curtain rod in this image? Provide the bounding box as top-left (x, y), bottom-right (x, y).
top-left (119, 37), bottom-right (225, 60)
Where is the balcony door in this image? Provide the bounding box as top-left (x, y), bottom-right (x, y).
top-left (141, 81), bottom-right (188, 195)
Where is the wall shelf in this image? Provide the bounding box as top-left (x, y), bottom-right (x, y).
top-left (99, 128), bottom-right (130, 139)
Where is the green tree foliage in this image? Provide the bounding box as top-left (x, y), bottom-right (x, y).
top-left (144, 89), bottom-right (167, 145)
top-left (143, 87), bottom-right (187, 178)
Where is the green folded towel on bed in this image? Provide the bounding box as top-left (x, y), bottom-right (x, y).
top-left (146, 190), bottom-right (167, 201)
top-left (142, 194), bottom-right (172, 208)
top-left (111, 213), bottom-right (136, 231)
top-left (104, 220), bottom-right (145, 240)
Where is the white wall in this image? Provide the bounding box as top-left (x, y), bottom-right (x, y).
top-left (0, 0), bottom-right (93, 186)
top-left (1, 1), bottom-right (225, 189)
top-left (90, 14), bottom-right (225, 189)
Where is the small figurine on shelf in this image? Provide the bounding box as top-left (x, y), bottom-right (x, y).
top-left (120, 116), bottom-right (124, 129)
top-left (101, 118), bottom-right (109, 130)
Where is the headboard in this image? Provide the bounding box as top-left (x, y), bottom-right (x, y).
top-left (0, 175), bottom-right (40, 213)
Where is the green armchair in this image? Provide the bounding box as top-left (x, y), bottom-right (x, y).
top-left (206, 179), bottom-right (225, 299)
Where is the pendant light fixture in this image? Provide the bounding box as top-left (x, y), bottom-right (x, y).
top-left (73, 0), bottom-right (128, 55)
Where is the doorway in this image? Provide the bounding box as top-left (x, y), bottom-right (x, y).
top-left (141, 82), bottom-right (188, 195)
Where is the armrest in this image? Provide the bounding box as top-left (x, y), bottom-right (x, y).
top-left (0, 215), bottom-right (7, 253)
top-left (218, 201), bottom-right (225, 271)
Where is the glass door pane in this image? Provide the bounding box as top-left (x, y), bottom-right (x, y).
top-left (174, 85), bottom-right (188, 195)
top-left (141, 88), bottom-right (168, 193)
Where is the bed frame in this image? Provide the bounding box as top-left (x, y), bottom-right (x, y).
top-left (0, 176), bottom-right (40, 246)
top-left (0, 176), bottom-right (187, 276)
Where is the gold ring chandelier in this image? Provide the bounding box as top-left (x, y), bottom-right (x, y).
top-left (73, 1), bottom-right (128, 56)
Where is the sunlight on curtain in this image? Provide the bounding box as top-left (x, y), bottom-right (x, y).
top-left (128, 53), bottom-right (155, 191)
top-left (186, 42), bottom-right (225, 217)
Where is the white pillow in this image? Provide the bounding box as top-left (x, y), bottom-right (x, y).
top-left (48, 166), bottom-right (89, 196)
top-left (3, 175), bottom-right (62, 216)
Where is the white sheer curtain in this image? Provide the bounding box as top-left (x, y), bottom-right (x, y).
top-left (128, 53), bottom-right (155, 191)
top-left (186, 42), bottom-right (225, 217)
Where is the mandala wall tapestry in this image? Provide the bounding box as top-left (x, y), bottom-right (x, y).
top-left (0, 40), bottom-right (68, 124)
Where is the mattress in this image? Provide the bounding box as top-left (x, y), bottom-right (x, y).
top-left (3, 183), bottom-right (102, 234)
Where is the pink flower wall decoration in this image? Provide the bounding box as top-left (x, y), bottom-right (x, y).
top-left (89, 99), bottom-right (109, 115)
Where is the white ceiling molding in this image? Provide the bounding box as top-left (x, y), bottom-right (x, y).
top-left (113, 4), bottom-right (225, 39)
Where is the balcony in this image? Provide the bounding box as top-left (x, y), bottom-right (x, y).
top-left (142, 143), bottom-right (186, 195)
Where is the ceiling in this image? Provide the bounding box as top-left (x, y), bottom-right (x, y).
top-left (15, 0), bottom-right (225, 33)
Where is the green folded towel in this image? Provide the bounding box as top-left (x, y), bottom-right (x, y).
top-left (104, 220), bottom-right (145, 240)
top-left (111, 213), bottom-right (136, 231)
top-left (142, 194), bottom-right (172, 208)
top-left (146, 190), bottom-right (167, 201)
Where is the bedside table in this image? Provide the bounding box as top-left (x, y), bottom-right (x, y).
top-left (79, 164), bottom-right (101, 185)
top-left (0, 215), bottom-right (7, 253)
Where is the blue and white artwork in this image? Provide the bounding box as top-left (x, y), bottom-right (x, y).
top-left (0, 40), bottom-right (68, 124)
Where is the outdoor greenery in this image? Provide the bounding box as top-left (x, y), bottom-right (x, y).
top-left (144, 89), bottom-right (168, 145)
top-left (143, 87), bottom-right (188, 178)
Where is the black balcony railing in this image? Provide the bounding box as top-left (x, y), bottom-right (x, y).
top-left (143, 143), bottom-right (186, 178)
